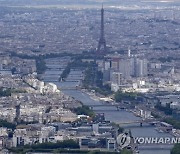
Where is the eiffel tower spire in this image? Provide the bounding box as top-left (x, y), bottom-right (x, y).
top-left (97, 4), bottom-right (107, 54)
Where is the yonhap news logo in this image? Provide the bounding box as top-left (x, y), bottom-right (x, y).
top-left (117, 133), bottom-right (131, 149)
top-left (117, 133), bottom-right (180, 149)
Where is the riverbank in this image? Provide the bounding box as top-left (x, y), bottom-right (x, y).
top-left (43, 58), bottom-right (173, 154)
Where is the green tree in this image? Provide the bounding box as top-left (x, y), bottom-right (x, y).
top-left (163, 118), bottom-right (180, 129)
top-left (121, 149), bottom-right (133, 154)
top-left (36, 58), bottom-right (47, 74)
top-left (114, 90), bottom-right (137, 102)
top-left (73, 105), bottom-right (95, 117)
top-left (171, 143), bottom-right (180, 154)
top-left (0, 87), bottom-right (11, 97)
top-left (155, 103), bottom-right (173, 115)
top-left (30, 139), bottom-right (79, 149)
top-left (0, 119), bottom-right (16, 130)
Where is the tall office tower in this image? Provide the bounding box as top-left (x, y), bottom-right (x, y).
top-left (130, 57), bottom-right (135, 76)
top-left (103, 61), bottom-right (111, 83)
top-left (15, 104), bottom-right (20, 123)
top-left (135, 58), bottom-right (148, 77)
top-left (104, 61), bottom-right (111, 71)
top-left (97, 5), bottom-right (107, 54)
top-left (119, 59), bottom-right (131, 79)
top-left (111, 58), bottom-right (119, 71)
top-left (112, 72), bottom-right (123, 85)
top-left (128, 47), bottom-right (131, 57)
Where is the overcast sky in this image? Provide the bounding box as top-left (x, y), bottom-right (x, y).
top-left (0, 0), bottom-right (179, 8)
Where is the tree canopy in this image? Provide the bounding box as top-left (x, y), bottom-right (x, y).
top-left (171, 143), bottom-right (180, 154)
top-left (114, 90), bottom-right (137, 102)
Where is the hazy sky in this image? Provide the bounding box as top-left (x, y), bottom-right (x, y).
top-left (1, 0), bottom-right (179, 9)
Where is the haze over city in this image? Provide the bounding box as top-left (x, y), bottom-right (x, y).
top-left (0, 0), bottom-right (180, 154)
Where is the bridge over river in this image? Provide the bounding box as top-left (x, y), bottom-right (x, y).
top-left (116, 119), bottom-right (159, 125)
top-left (88, 104), bottom-right (127, 112)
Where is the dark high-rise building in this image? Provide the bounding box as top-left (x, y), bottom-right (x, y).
top-left (15, 104), bottom-right (20, 123)
top-left (97, 5), bottom-right (107, 54)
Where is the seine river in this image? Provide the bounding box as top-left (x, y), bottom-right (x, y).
top-left (43, 58), bottom-right (173, 154)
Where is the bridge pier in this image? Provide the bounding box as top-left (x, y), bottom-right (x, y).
top-left (140, 122), bottom-right (143, 127)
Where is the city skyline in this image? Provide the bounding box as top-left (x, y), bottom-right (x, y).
top-left (0, 1), bottom-right (179, 154)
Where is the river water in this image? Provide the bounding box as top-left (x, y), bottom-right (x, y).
top-left (43, 58), bottom-right (173, 154)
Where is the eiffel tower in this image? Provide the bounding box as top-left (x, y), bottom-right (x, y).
top-left (97, 5), bottom-right (107, 54)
